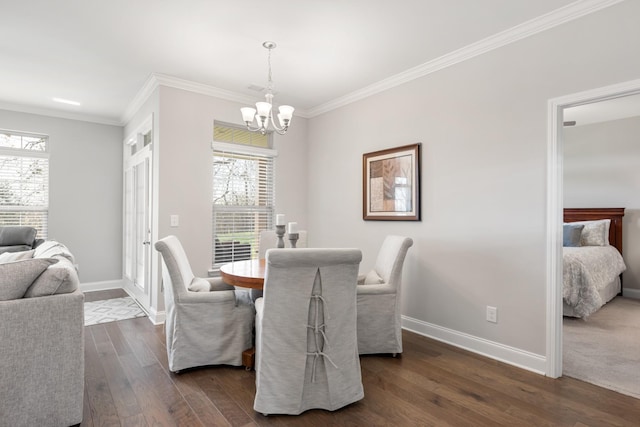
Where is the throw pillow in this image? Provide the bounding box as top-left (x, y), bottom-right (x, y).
top-left (189, 277), bottom-right (212, 292)
top-left (363, 270), bottom-right (385, 285)
top-left (0, 258), bottom-right (58, 301)
top-left (562, 224), bottom-right (584, 247)
top-left (24, 260), bottom-right (79, 297)
top-left (0, 249), bottom-right (35, 263)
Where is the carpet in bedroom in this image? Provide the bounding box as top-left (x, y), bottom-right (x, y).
top-left (563, 297), bottom-right (640, 399)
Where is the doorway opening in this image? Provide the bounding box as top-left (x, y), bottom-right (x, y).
top-left (546, 78), bottom-right (640, 378)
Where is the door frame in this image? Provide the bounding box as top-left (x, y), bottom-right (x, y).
top-left (122, 115), bottom-right (154, 314)
top-left (546, 78), bottom-right (640, 377)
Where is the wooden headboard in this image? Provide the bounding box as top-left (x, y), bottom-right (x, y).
top-left (563, 208), bottom-right (625, 254)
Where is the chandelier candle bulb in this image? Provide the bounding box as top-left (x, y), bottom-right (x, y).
top-left (276, 214), bottom-right (285, 226)
top-left (288, 222), bottom-right (298, 234)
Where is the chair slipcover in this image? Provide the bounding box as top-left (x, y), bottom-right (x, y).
top-left (357, 235), bottom-right (413, 355)
top-left (258, 229), bottom-right (308, 258)
top-left (254, 248), bottom-right (363, 415)
top-left (155, 235), bottom-right (254, 372)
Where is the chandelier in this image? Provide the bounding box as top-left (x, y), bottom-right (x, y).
top-left (240, 41), bottom-right (294, 136)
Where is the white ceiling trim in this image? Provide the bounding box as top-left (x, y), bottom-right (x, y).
top-left (306, 0), bottom-right (625, 117)
top-left (121, 0), bottom-right (622, 125)
top-left (121, 73), bottom-right (315, 125)
top-left (0, 100), bottom-right (122, 126)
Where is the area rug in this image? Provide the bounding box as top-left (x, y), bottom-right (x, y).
top-left (84, 297), bottom-right (146, 326)
top-left (563, 297), bottom-right (640, 399)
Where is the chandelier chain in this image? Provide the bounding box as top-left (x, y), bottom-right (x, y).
top-left (267, 47), bottom-right (273, 93)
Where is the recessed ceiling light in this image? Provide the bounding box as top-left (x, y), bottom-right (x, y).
top-left (52, 97), bottom-right (81, 106)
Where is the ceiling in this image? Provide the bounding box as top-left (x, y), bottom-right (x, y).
top-left (1, 0), bottom-right (625, 125)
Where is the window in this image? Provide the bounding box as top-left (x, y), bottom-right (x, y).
top-left (212, 123), bottom-right (276, 269)
top-left (0, 130), bottom-right (49, 238)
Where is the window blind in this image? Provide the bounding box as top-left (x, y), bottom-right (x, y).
top-left (0, 131), bottom-right (49, 238)
top-left (212, 147), bottom-right (275, 269)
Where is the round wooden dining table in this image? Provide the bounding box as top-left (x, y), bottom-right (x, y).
top-left (220, 259), bottom-right (266, 289)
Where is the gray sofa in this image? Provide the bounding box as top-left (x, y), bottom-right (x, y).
top-left (0, 240), bottom-right (84, 427)
top-left (0, 226), bottom-right (44, 254)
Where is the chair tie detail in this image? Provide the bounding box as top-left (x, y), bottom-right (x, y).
top-left (306, 351), bottom-right (339, 383)
top-left (306, 291), bottom-right (337, 382)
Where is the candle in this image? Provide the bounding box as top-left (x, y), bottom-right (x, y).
top-left (276, 214), bottom-right (285, 226)
top-left (288, 222), bottom-right (298, 234)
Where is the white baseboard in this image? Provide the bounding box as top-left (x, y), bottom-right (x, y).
top-left (80, 279), bottom-right (125, 293)
top-left (402, 315), bottom-right (546, 375)
top-left (624, 288), bottom-right (640, 300)
top-left (148, 307), bottom-right (166, 325)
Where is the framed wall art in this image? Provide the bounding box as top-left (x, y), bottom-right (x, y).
top-left (363, 143), bottom-right (421, 221)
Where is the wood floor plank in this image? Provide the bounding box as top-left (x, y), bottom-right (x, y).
top-left (80, 312), bottom-right (640, 426)
top-left (118, 352), bottom-right (190, 427)
top-left (416, 337), bottom-right (635, 426)
top-left (104, 320), bottom-right (134, 356)
top-left (196, 375), bottom-right (255, 427)
top-left (84, 327), bottom-right (122, 427)
top-left (84, 288), bottom-right (127, 302)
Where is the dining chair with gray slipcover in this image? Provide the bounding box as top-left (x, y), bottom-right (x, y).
top-left (253, 248), bottom-right (363, 415)
top-left (356, 235), bottom-right (414, 356)
top-left (155, 235), bottom-right (254, 372)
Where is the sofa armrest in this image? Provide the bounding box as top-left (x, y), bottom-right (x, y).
top-left (0, 289), bottom-right (84, 426)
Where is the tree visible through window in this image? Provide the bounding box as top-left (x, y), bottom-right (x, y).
top-left (0, 130), bottom-right (49, 238)
top-left (212, 124), bottom-right (275, 269)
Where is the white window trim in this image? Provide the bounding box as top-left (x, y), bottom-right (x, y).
top-left (212, 141), bottom-right (278, 158)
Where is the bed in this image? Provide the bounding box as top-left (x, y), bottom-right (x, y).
top-left (563, 208), bottom-right (627, 318)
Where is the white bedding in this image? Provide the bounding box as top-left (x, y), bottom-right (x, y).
top-left (563, 246), bottom-right (626, 318)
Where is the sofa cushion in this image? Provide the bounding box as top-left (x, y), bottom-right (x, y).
top-left (0, 249), bottom-right (35, 263)
top-left (0, 226), bottom-right (37, 246)
top-left (24, 258), bottom-right (79, 297)
top-left (0, 258), bottom-right (58, 300)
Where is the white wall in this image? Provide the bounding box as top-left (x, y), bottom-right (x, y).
top-left (156, 86), bottom-right (308, 278)
top-left (306, 0), bottom-right (640, 364)
top-left (0, 109), bottom-right (123, 283)
top-left (564, 115), bottom-right (640, 291)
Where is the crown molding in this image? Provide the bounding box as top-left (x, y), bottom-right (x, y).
top-left (306, 0), bottom-right (625, 117)
top-left (0, 101), bottom-right (121, 126)
top-left (120, 0), bottom-right (622, 122)
top-left (121, 73), bottom-right (313, 124)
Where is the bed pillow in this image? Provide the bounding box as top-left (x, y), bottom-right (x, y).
top-left (563, 224), bottom-right (584, 247)
top-left (569, 219), bottom-right (611, 246)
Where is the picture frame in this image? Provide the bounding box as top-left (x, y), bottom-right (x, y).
top-left (363, 143), bottom-right (421, 221)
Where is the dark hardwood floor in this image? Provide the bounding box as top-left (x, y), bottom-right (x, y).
top-left (81, 290), bottom-right (640, 426)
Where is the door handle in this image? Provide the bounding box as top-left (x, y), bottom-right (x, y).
top-left (142, 241), bottom-right (151, 245)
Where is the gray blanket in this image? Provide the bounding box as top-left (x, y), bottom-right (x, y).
top-left (563, 246), bottom-right (626, 318)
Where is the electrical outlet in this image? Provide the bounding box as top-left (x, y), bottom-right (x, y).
top-left (170, 215), bottom-right (179, 227)
top-left (486, 306), bottom-right (498, 323)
